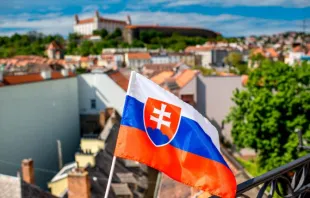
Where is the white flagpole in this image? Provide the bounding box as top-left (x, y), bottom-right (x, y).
top-left (104, 71), bottom-right (136, 198)
top-left (104, 156), bottom-right (117, 198)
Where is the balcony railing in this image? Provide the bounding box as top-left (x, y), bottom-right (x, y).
top-left (236, 153), bottom-right (310, 198)
top-left (212, 130), bottom-right (310, 198)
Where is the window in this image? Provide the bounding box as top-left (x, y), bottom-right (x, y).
top-left (91, 99), bottom-right (96, 109)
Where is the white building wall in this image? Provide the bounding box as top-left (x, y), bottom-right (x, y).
top-left (196, 75), bottom-right (243, 143)
top-left (286, 52), bottom-right (305, 65)
top-left (179, 76), bottom-right (197, 103)
top-left (74, 23), bottom-right (95, 35)
top-left (78, 74), bottom-right (126, 116)
top-left (0, 78), bottom-right (80, 189)
top-left (169, 55), bottom-right (181, 63)
top-left (151, 56), bottom-right (170, 64)
top-left (198, 51), bottom-right (212, 68)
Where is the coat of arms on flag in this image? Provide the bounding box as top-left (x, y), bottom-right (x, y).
top-left (144, 97), bottom-right (181, 147)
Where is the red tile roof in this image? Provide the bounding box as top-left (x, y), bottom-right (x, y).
top-left (151, 69), bottom-right (199, 90)
top-left (47, 41), bottom-right (63, 50)
top-left (252, 48), bottom-right (278, 58)
top-left (107, 71), bottom-right (129, 91)
top-left (77, 18), bottom-right (94, 24)
top-left (0, 71), bottom-right (75, 87)
top-left (144, 63), bottom-right (179, 70)
top-left (175, 69), bottom-right (199, 88)
top-left (151, 71), bottom-right (174, 85)
top-left (293, 45), bottom-right (304, 53)
top-left (185, 46), bottom-right (213, 52)
top-left (0, 56), bottom-right (66, 69)
top-left (77, 17), bottom-right (126, 25)
top-left (127, 53), bottom-right (151, 60)
top-left (99, 17), bottom-right (126, 25)
top-left (80, 57), bottom-right (89, 62)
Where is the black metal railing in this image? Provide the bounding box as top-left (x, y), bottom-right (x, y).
top-left (220, 130), bottom-right (310, 198)
top-left (236, 153), bottom-right (310, 198)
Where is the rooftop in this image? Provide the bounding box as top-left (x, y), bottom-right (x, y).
top-left (47, 41), bottom-right (63, 50)
top-left (174, 69), bottom-right (200, 88)
top-left (76, 12), bottom-right (126, 25)
top-left (151, 71), bottom-right (174, 85)
top-left (0, 71), bottom-right (76, 87)
top-left (106, 70), bottom-right (129, 91)
top-left (127, 52), bottom-right (151, 60)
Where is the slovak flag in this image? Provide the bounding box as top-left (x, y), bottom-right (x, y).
top-left (114, 71), bottom-right (236, 197)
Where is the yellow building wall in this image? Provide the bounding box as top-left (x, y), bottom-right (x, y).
top-left (81, 139), bottom-right (104, 154)
top-left (81, 62), bottom-right (89, 69)
top-left (75, 154), bottom-right (96, 167)
top-left (48, 177), bottom-right (68, 197)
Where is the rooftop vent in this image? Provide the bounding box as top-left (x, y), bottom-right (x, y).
top-left (41, 70), bottom-right (51, 80)
top-left (61, 69), bottom-right (69, 77)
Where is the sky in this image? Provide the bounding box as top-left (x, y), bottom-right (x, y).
top-left (0, 0), bottom-right (310, 37)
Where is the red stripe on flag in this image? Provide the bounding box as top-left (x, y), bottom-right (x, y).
top-left (114, 125), bottom-right (236, 198)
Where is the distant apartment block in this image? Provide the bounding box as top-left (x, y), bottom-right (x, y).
top-left (74, 11), bottom-right (131, 35)
top-left (186, 46), bottom-right (230, 68)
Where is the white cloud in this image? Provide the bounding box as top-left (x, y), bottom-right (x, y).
top-left (82, 5), bottom-right (100, 13)
top-left (0, 10), bottom-right (307, 37)
top-left (146, 0), bottom-right (310, 8)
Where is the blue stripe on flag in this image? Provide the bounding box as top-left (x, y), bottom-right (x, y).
top-left (121, 95), bottom-right (228, 168)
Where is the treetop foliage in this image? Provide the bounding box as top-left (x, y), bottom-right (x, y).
top-left (226, 60), bottom-right (310, 171)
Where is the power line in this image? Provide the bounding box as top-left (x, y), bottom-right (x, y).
top-left (0, 159), bottom-right (57, 174)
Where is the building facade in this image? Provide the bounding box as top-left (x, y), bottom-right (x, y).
top-left (78, 72), bottom-right (126, 116)
top-left (195, 50), bottom-right (228, 68)
top-left (0, 73), bottom-right (80, 189)
top-left (196, 75), bottom-right (243, 143)
top-left (74, 11), bottom-right (130, 35)
top-left (124, 52), bottom-right (152, 71)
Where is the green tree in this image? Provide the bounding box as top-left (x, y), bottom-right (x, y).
top-left (224, 52), bottom-right (243, 67)
top-left (192, 66), bottom-right (214, 76)
top-left (93, 29), bottom-right (108, 39)
top-left (131, 39), bottom-right (144, 48)
top-left (79, 40), bottom-right (93, 56)
top-left (68, 33), bottom-right (81, 42)
top-left (226, 61), bottom-right (310, 172)
top-left (108, 28), bottom-right (122, 39)
top-left (224, 52), bottom-right (248, 74)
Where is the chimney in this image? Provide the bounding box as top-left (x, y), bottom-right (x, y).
top-left (61, 69), bottom-right (69, 77)
top-left (41, 70), bottom-right (51, 80)
top-left (21, 159), bottom-right (35, 184)
top-left (126, 15), bottom-right (132, 25)
top-left (68, 168), bottom-right (91, 198)
top-left (74, 14), bottom-right (79, 24)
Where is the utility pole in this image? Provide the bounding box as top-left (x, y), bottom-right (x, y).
top-left (303, 19), bottom-right (306, 34)
top-left (57, 140), bottom-right (63, 170)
